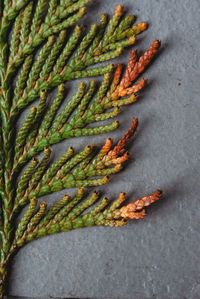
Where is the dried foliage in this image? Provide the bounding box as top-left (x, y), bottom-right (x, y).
top-left (0, 1), bottom-right (161, 297)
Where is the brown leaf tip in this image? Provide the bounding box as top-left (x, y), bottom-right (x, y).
top-left (115, 5), bottom-right (124, 17)
top-left (152, 39), bottom-right (161, 50)
top-left (137, 22), bottom-right (149, 32)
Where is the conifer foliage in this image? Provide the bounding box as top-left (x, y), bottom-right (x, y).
top-left (0, 1), bottom-right (161, 297)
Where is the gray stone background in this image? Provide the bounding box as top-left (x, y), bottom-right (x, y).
top-left (8, 0), bottom-right (200, 298)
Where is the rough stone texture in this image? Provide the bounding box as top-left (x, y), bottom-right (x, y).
top-left (8, 0), bottom-right (200, 298)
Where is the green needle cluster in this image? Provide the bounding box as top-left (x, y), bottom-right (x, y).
top-left (0, 1), bottom-right (161, 298)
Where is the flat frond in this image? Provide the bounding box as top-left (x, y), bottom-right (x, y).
top-left (12, 119), bottom-right (138, 216)
top-left (11, 189), bottom-right (162, 249)
top-left (8, 4), bottom-right (149, 116)
top-left (13, 41), bottom-right (160, 171)
top-left (0, 2), bottom-right (162, 297)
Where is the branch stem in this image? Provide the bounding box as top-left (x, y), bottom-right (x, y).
top-left (0, 32), bottom-right (15, 264)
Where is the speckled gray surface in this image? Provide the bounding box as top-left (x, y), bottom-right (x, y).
top-left (8, 0), bottom-right (200, 298)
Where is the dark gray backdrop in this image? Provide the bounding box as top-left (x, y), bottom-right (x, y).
top-left (9, 0), bottom-right (200, 298)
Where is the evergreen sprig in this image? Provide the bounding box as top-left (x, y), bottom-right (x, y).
top-left (0, 1), bottom-right (161, 297)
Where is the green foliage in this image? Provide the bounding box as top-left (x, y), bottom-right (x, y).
top-left (0, 1), bottom-right (161, 297)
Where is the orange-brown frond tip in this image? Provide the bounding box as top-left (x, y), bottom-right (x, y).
top-left (115, 64), bottom-right (123, 72)
top-left (135, 189), bottom-right (162, 209)
top-left (111, 151), bottom-right (129, 165)
top-left (114, 164), bottom-right (122, 172)
top-left (110, 64), bottom-right (123, 100)
top-left (126, 78), bottom-right (146, 95)
top-left (113, 64), bottom-right (123, 85)
top-left (118, 192), bottom-right (127, 202)
top-left (115, 4), bottom-right (124, 17)
top-left (136, 22), bottom-right (149, 32)
top-left (119, 40), bottom-right (161, 87)
top-left (151, 189), bottom-right (163, 202)
top-left (123, 117), bottom-right (138, 141)
top-left (117, 190), bottom-right (162, 220)
top-left (136, 189), bottom-right (162, 209)
top-left (101, 138), bottom-right (113, 154)
top-left (152, 39), bottom-right (161, 50)
top-left (108, 118), bottom-right (138, 159)
top-left (119, 208), bottom-right (146, 220)
top-left (143, 40), bottom-right (161, 62)
top-left (129, 49), bottom-right (138, 61)
top-left (128, 117), bottom-right (139, 136)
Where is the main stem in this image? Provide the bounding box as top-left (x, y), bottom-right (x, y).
top-left (0, 20), bottom-right (15, 298)
top-left (0, 265), bottom-right (6, 299)
top-left (0, 261), bottom-right (8, 299)
top-left (0, 244), bottom-right (17, 299)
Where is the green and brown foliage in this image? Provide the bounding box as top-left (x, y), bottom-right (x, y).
top-left (0, 1), bottom-right (161, 297)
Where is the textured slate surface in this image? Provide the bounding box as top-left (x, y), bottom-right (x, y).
top-left (8, 0), bottom-right (200, 298)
